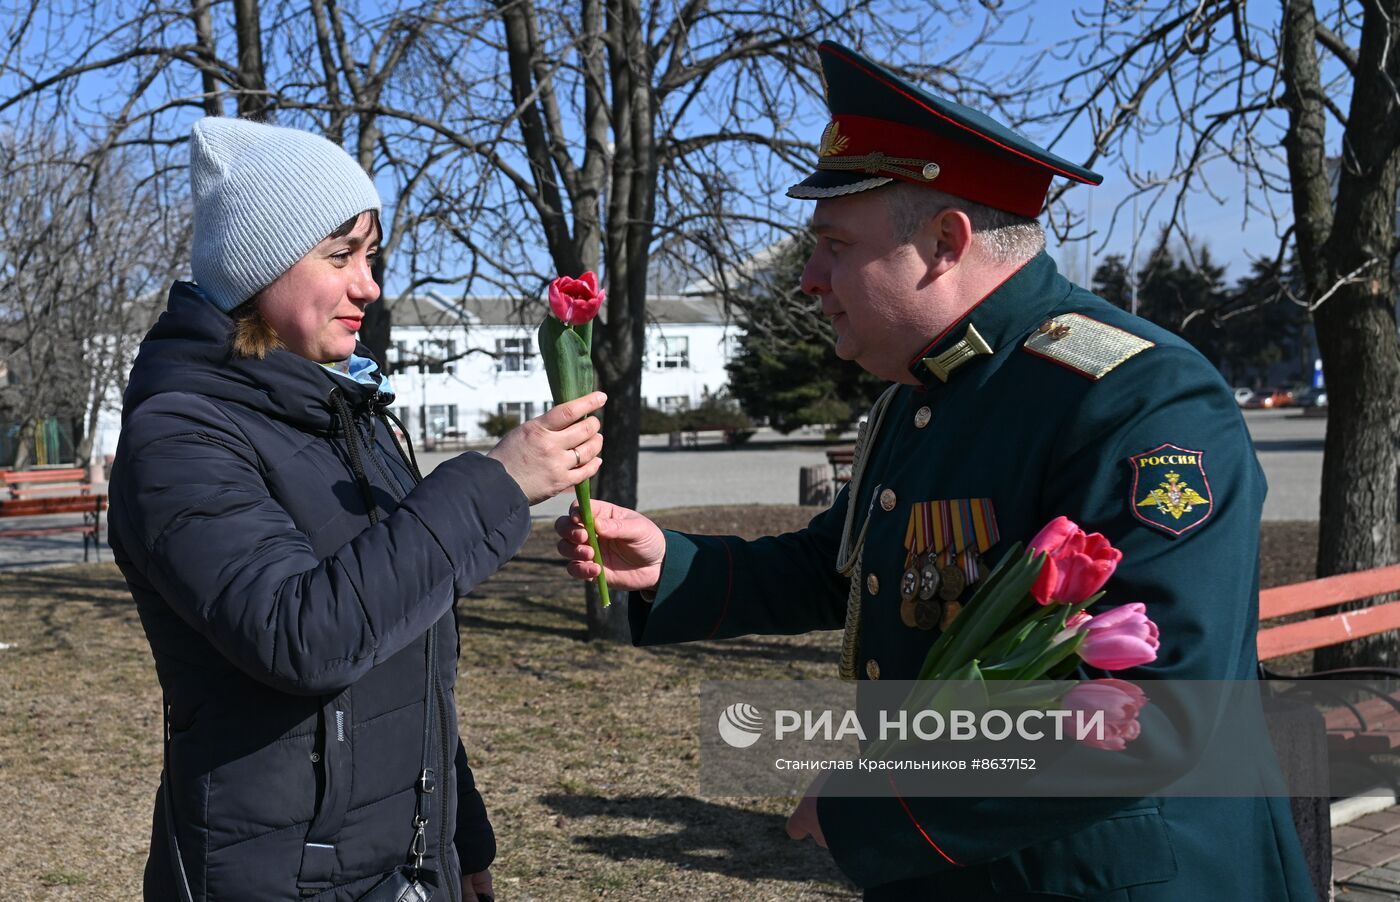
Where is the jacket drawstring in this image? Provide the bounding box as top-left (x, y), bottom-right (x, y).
top-left (329, 388), bottom-right (381, 525)
top-left (372, 399), bottom-right (424, 484)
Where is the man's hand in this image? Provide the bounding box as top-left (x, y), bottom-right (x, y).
top-left (487, 392), bottom-right (605, 505)
top-left (785, 772), bottom-right (829, 848)
top-left (553, 499), bottom-right (665, 591)
top-left (461, 867), bottom-right (493, 902)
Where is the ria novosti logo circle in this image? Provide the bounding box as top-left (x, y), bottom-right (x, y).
top-left (717, 702), bottom-right (764, 748)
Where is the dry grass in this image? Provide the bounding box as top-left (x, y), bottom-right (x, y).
top-left (0, 511), bottom-right (1320, 900)
top-left (0, 506), bottom-right (853, 901)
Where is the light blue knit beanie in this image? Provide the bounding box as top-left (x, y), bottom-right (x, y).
top-left (189, 117), bottom-right (382, 312)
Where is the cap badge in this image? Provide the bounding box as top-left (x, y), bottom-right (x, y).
top-left (921, 162), bottom-right (941, 180)
top-left (818, 121), bottom-right (849, 157)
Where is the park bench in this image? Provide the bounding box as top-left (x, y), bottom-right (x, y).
top-left (826, 445), bottom-right (855, 487)
top-left (1258, 564), bottom-right (1400, 751)
top-left (0, 467), bottom-right (108, 561)
top-left (1255, 563), bottom-right (1400, 899)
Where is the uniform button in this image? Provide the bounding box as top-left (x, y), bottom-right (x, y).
top-left (913, 406), bottom-right (932, 429)
top-left (309, 752), bottom-right (321, 763)
top-left (879, 488), bottom-right (897, 511)
top-left (866, 573), bottom-right (880, 595)
top-left (866, 659), bottom-right (881, 680)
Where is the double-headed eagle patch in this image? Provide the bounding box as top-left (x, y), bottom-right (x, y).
top-left (1129, 443), bottom-right (1213, 536)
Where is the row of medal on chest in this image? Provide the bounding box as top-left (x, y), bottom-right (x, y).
top-left (864, 490), bottom-right (981, 635)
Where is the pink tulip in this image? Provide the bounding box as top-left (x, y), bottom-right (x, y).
top-left (548, 271), bottom-right (605, 326)
top-left (1064, 678), bottom-right (1148, 751)
top-left (1027, 516), bottom-right (1122, 605)
top-left (1077, 603), bottom-right (1159, 670)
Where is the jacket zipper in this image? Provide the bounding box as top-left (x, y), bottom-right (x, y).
top-left (355, 405), bottom-right (459, 901)
top-left (436, 660), bottom-right (457, 902)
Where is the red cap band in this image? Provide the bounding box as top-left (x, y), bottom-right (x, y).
top-left (821, 115), bottom-right (1052, 217)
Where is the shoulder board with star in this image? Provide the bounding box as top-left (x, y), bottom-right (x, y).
top-left (1021, 313), bottom-right (1155, 380)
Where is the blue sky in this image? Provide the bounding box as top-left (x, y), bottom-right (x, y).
top-left (4, 1), bottom-right (1324, 291)
top-left (831, 3), bottom-right (1308, 285)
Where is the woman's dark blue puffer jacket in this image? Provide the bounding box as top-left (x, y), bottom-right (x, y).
top-left (109, 282), bottom-right (530, 901)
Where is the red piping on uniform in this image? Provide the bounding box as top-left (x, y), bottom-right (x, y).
top-left (889, 775), bottom-right (960, 865)
top-left (707, 538), bottom-right (736, 639)
top-left (824, 45), bottom-right (1095, 185)
top-left (905, 260), bottom-right (1028, 371)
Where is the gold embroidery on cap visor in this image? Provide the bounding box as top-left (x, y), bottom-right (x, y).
top-left (817, 150), bottom-right (942, 183)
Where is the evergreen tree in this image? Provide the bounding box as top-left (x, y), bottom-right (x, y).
top-left (724, 234), bottom-right (886, 434)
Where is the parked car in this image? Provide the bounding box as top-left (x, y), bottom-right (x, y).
top-left (1233, 387), bottom-right (1256, 407)
top-left (1244, 387), bottom-right (1295, 409)
top-left (1294, 387), bottom-right (1328, 408)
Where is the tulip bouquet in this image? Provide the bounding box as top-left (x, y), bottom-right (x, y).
top-left (916, 516), bottom-right (1159, 683)
top-left (870, 518), bottom-right (1160, 757)
top-left (539, 272), bottom-right (610, 607)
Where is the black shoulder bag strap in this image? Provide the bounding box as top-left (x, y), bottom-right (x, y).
top-left (410, 624), bottom-right (438, 876)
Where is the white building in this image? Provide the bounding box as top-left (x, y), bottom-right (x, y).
top-left (93, 291), bottom-right (741, 457)
top-left (385, 292), bottom-right (740, 445)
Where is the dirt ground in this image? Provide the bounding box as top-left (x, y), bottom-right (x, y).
top-left (0, 510), bottom-right (1321, 900)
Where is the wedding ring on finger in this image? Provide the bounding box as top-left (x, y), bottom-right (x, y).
top-left (572, 448), bottom-right (581, 468)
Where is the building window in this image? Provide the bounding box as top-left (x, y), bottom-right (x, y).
top-left (656, 395), bottom-right (690, 414)
top-left (427, 404), bottom-right (458, 438)
top-left (498, 401), bottom-right (535, 423)
top-left (419, 340), bottom-right (456, 374)
top-left (496, 337), bottom-right (534, 372)
top-left (649, 335), bottom-right (690, 370)
top-left (722, 334), bottom-right (740, 363)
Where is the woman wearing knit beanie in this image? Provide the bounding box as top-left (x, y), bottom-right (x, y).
top-left (109, 117), bottom-right (600, 902)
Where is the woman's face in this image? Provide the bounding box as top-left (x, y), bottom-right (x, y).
top-left (256, 212), bottom-right (381, 363)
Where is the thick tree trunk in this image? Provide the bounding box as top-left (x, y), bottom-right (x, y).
top-left (363, 255), bottom-right (392, 371)
top-left (189, 0), bottom-right (223, 116)
top-left (1282, 0), bottom-right (1400, 670)
top-left (578, 0), bottom-right (653, 641)
top-left (586, 357), bottom-right (642, 640)
top-left (232, 0), bottom-right (268, 119)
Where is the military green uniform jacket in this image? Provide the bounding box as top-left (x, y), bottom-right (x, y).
top-left (630, 253), bottom-right (1315, 901)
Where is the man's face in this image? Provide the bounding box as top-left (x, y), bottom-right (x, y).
top-left (800, 190), bottom-right (947, 383)
top-left (256, 212), bottom-right (381, 363)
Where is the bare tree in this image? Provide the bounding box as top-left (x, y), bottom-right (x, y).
top-left (0, 130), bottom-right (186, 470)
top-left (400, 0), bottom-right (1013, 638)
top-left (1009, 1), bottom-right (1400, 667)
top-left (0, 0), bottom-right (462, 363)
top-left (1, 0), bottom-right (1015, 639)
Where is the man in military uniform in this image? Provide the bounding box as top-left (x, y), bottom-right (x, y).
top-left (554, 41), bottom-right (1315, 901)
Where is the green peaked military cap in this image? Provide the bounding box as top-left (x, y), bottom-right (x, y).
top-left (788, 41), bottom-right (1103, 216)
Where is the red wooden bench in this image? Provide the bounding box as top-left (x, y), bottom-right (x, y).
top-left (826, 446), bottom-right (855, 488)
top-left (0, 467), bottom-right (108, 561)
top-left (1258, 564), bottom-right (1400, 751)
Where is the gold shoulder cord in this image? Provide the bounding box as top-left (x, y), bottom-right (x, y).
top-left (836, 383), bottom-right (899, 680)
